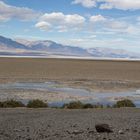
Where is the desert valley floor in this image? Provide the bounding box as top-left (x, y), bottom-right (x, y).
top-left (0, 57), bottom-right (140, 140)
top-left (0, 57), bottom-right (140, 89)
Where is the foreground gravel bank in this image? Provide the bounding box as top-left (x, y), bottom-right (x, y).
top-left (0, 108), bottom-right (140, 140)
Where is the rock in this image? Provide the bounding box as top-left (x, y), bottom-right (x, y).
top-left (66, 130), bottom-right (71, 134)
top-left (47, 125), bottom-right (51, 128)
top-left (13, 129), bottom-right (21, 132)
top-left (71, 124), bottom-right (77, 128)
top-left (95, 124), bottom-right (113, 133)
top-left (26, 127), bottom-right (30, 133)
top-left (72, 130), bottom-right (83, 135)
top-left (132, 129), bottom-right (137, 133)
top-left (87, 128), bottom-right (90, 130)
top-left (118, 130), bottom-right (124, 134)
top-left (26, 138), bottom-right (31, 140)
top-left (88, 130), bottom-right (95, 134)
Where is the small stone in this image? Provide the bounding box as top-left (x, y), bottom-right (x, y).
top-left (13, 129), bottom-right (21, 132)
top-left (87, 128), bottom-right (90, 130)
top-left (26, 127), bottom-right (30, 133)
top-left (132, 129), bottom-right (137, 133)
top-left (88, 130), bottom-right (95, 134)
top-left (26, 138), bottom-right (31, 140)
top-left (118, 130), bottom-right (124, 134)
top-left (72, 130), bottom-right (83, 135)
top-left (126, 128), bottom-right (129, 131)
top-left (72, 124), bottom-right (77, 127)
top-left (47, 125), bottom-right (51, 128)
top-left (95, 124), bottom-right (113, 133)
top-left (66, 130), bottom-right (71, 134)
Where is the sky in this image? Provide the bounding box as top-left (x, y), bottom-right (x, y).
top-left (0, 0), bottom-right (140, 52)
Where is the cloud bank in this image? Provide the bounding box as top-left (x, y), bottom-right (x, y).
top-left (35, 12), bottom-right (86, 32)
top-left (0, 1), bottom-right (39, 22)
top-left (72, 0), bottom-right (140, 10)
top-left (72, 0), bottom-right (96, 8)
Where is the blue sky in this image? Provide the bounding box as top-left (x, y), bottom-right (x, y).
top-left (0, 0), bottom-right (140, 52)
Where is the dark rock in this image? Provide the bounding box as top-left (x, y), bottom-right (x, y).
top-left (88, 130), bottom-right (95, 134)
top-left (47, 125), bottom-right (51, 128)
top-left (72, 124), bottom-right (77, 128)
top-left (87, 128), bottom-right (90, 130)
top-left (26, 138), bottom-right (31, 140)
top-left (26, 127), bottom-right (30, 133)
top-left (126, 128), bottom-right (129, 131)
top-left (95, 124), bottom-right (113, 133)
top-left (66, 130), bottom-right (71, 134)
top-left (132, 129), bottom-right (137, 133)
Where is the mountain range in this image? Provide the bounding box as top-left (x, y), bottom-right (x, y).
top-left (0, 35), bottom-right (139, 59)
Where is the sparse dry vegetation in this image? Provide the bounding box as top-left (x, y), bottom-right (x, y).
top-left (0, 99), bottom-right (136, 109)
top-left (0, 100), bottom-right (25, 108)
top-left (113, 99), bottom-right (135, 108)
top-left (27, 99), bottom-right (48, 108)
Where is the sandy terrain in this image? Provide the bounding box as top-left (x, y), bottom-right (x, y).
top-left (0, 108), bottom-right (140, 140)
top-left (0, 57), bottom-right (140, 91)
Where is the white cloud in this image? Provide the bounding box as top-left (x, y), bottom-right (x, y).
top-left (36, 12), bottom-right (86, 32)
top-left (90, 15), bottom-right (106, 23)
top-left (125, 25), bottom-right (140, 34)
top-left (105, 20), bottom-right (128, 30)
top-left (35, 21), bottom-right (52, 31)
top-left (72, 0), bottom-right (96, 8)
top-left (40, 12), bottom-right (65, 24)
top-left (88, 14), bottom-right (140, 37)
top-left (137, 17), bottom-right (140, 21)
top-left (72, 0), bottom-right (140, 10)
top-left (88, 15), bottom-right (133, 34)
top-left (103, 19), bottom-right (140, 35)
top-left (0, 1), bottom-right (39, 22)
top-left (36, 12), bottom-right (140, 36)
top-left (65, 14), bottom-right (86, 26)
top-left (99, 0), bottom-right (140, 10)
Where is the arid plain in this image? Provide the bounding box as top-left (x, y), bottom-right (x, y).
top-left (0, 57), bottom-right (140, 91)
top-left (0, 57), bottom-right (140, 140)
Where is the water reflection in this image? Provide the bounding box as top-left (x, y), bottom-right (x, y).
top-left (0, 82), bottom-right (140, 107)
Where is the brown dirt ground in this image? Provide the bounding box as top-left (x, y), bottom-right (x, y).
top-left (0, 57), bottom-right (140, 91)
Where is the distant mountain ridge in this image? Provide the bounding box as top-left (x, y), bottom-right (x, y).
top-left (0, 35), bottom-right (139, 59)
top-left (0, 36), bottom-right (29, 51)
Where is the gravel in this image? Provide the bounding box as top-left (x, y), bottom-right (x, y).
top-left (0, 108), bottom-right (140, 140)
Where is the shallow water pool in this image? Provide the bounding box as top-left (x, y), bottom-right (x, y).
top-left (0, 82), bottom-right (140, 107)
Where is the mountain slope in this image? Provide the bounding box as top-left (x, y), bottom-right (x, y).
top-left (21, 40), bottom-right (90, 56)
top-left (0, 35), bottom-right (140, 59)
top-left (87, 48), bottom-right (140, 58)
top-left (0, 36), bottom-right (29, 51)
